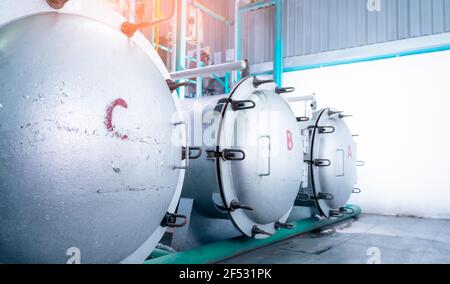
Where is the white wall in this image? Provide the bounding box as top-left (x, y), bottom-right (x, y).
top-left (283, 50), bottom-right (450, 219)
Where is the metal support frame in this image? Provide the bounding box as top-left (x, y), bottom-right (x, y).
top-left (170, 60), bottom-right (248, 80)
top-left (192, 1), bottom-right (233, 25)
top-left (235, 0), bottom-right (281, 86)
top-left (175, 0), bottom-right (187, 99)
top-left (145, 204), bottom-right (361, 264)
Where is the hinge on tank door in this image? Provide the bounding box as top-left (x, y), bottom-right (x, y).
top-left (182, 147), bottom-right (202, 160)
top-left (206, 149), bottom-right (246, 161)
top-left (166, 79), bottom-right (195, 93)
top-left (305, 159), bottom-right (331, 167)
top-left (160, 212), bottom-right (188, 228)
top-left (217, 98), bottom-right (256, 111)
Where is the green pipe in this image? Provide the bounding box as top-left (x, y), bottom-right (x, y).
top-left (148, 248), bottom-right (174, 259)
top-left (144, 204), bottom-right (361, 264)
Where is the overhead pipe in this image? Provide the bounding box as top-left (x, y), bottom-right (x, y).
top-left (170, 60), bottom-right (249, 80)
top-left (192, 1), bottom-right (233, 25)
top-left (239, 0), bottom-right (276, 13)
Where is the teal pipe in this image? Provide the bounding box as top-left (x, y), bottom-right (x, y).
top-left (144, 204), bottom-right (361, 264)
top-left (253, 43), bottom-right (450, 76)
top-left (224, 72), bottom-right (231, 94)
top-left (148, 248), bottom-right (174, 259)
top-left (273, 0), bottom-right (284, 87)
top-left (193, 1), bottom-right (233, 25)
top-left (239, 0), bottom-right (276, 13)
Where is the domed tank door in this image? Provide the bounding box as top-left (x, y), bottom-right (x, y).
top-left (215, 77), bottom-right (303, 238)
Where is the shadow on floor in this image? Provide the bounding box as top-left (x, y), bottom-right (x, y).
top-left (221, 214), bottom-right (450, 264)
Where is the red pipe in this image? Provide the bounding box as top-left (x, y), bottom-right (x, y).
top-left (46, 0), bottom-right (69, 10)
top-left (121, 0), bottom-right (176, 38)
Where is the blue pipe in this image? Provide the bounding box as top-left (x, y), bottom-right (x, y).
top-left (253, 43), bottom-right (450, 76)
top-left (239, 1), bottom-right (276, 13)
top-left (273, 0), bottom-right (284, 86)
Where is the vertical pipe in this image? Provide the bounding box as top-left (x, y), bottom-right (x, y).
top-left (196, 7), bottom-right (203, 98)
top-left (274, 0), bottom-right (284, 87)
top-left (129, 0), bottom-right (136, 22)
top-left (225, 72), bottom-right (231, 94)
top-left (234, 0), bottom-right (241, 83)
top-left (176, 0), bottom-right (187, 99)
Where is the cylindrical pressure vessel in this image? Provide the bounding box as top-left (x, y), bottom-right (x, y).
top-left (0, 0), bottom-right (187, 264)
top-left (296, 108), bottom-right (359, 218)
top-left (180, 76), bottom-right (303, 238)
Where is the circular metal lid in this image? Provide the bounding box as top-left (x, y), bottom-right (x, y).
top-left (309, 108), bottom-right (357, 218)
top-left (216, 77), bottom-right (303, 238)
top-left (0, 1), bottom-right (186, 264)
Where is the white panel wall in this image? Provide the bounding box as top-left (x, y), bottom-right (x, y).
top-left (284, 50), bottom-right (450, 219)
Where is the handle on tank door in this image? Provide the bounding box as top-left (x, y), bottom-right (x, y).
top-left (173, 121), bottom-right (189, 170)
top-left (259, 135), bottom-right (271, 177)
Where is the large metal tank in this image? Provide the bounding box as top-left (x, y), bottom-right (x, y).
top-left (296, 108), bottom-right (360, 218)
top-left (0, 0), bottom-right (187, 264)
top-left (181, 76), bottom-right (303, 238)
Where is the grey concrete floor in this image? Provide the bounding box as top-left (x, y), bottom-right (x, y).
top-left (221, 214), bottom-right (450, 264)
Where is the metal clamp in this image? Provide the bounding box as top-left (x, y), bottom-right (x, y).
top-left (340, 207), bottom-right (355, 215)
top-left (252, 226), bottom-right (273, 238)
top-left (317, 192), bottom-right (334, 201)
top-left (275, 87), bottom-right (295, 94)
top-left (275, 222), bottom-right (294, 230)
top-left (297, 117), bottom-right (309, 122)
top-left (229, 200), bottom-right (254, 212)
top-left (160, 213), bottom-right (188, 228)
top-left (296, 193), bottom-right (310, 201)
top-left (182, 147), bottom-right (202, 160)
top-left (218, 98), bottom-right (256, 111)
top-left (207, 149), bottom-right (246, 161)
top-left (253, 77), bottom-right (274, 88)
top-left (306, 159), bottom-right (331, 167)
top-left (329, 210), bottom-right (344, 218)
